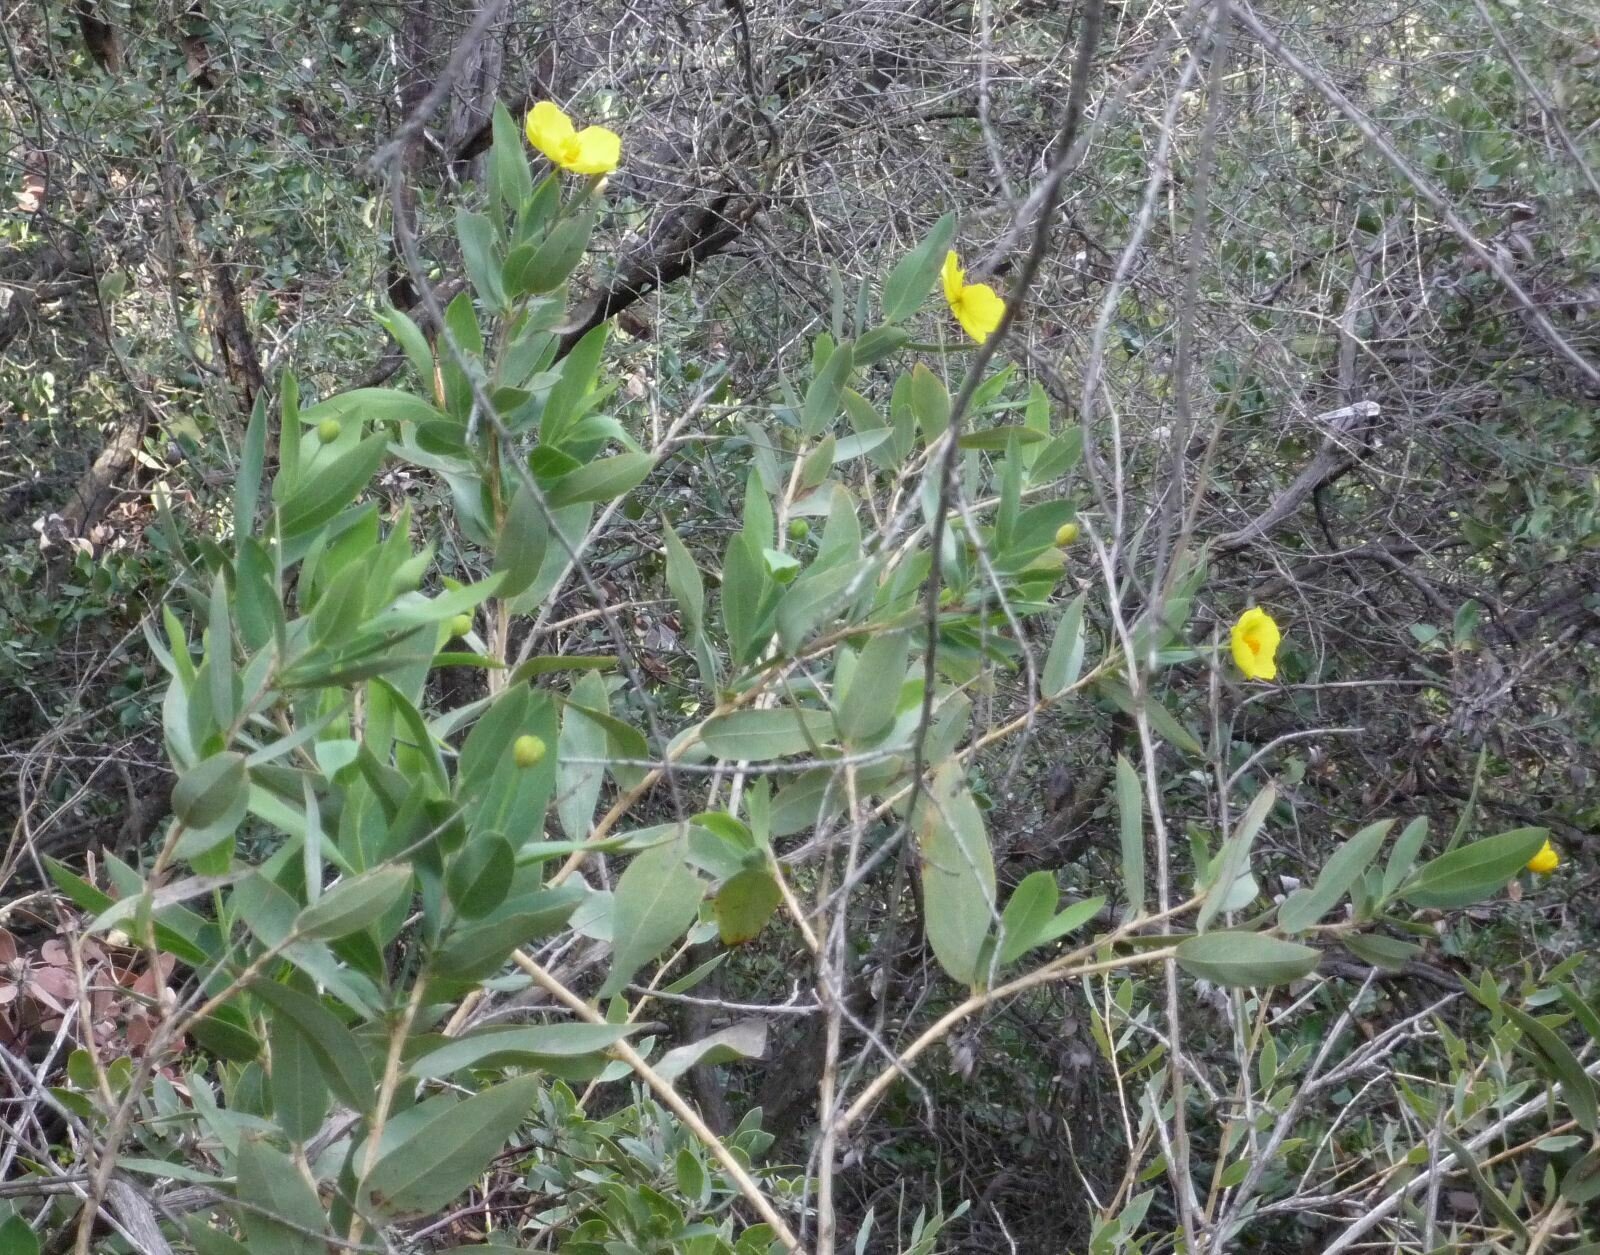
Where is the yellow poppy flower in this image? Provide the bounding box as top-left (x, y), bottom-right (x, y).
top-left (941, 250), bottom-right (1006, 343)
top-left (1526, 840), bottom-right (1559, 875)
top-left (1230, 607), bottom-right (1281, 681)
top-left (525, 101), bottom-right (621, 175)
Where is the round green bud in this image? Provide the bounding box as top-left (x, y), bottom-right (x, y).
top-left (513, 734), bottom-right (547, 769)
top-left (317, 418), bottom-right (342, 444)
top-left (1055, 521), bottom-right (1080, 547)
top-left (447, 613), bottom-right (473, 639)
top-left (787, 518), bottom-right (810, 541)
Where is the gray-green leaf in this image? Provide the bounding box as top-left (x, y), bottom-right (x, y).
top-left (1397, 827), bottom-right (1547, 909)
top-left (600, 833), bottom-right (704, 996)
top-left (1175, 932), bottom-right (1320, 988)
top-left (362, 1075), bottom-right (541, 1215)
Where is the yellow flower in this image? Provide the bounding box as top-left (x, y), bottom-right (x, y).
top-left (941, 250), bottom-right (1006, 343)
top-left (1230, 607), bottom-right (1281, 681)
top-left (1526, 840), bottom-right (1559, 875)
top-left (525, 101), bottom-right (620, 175)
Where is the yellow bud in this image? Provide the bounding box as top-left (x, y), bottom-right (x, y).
top-left (317, 418), bottom-right (342, 444)
top-left (1055, 522), bottom-right (1080, 547)
top-left (513, 734), bottom-right (547, 769)
top-left (447, 614), bottom-right (473, 639)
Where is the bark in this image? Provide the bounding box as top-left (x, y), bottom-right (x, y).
top-left (73, 0), bottom-right (121, 72)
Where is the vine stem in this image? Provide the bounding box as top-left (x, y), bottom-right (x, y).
top-left (346, 976), bottom-right (430, 1245)
top-left (510, 949), bottom-right (804, 1252)
top-left (836, 897), bottom-right (1196, 1131)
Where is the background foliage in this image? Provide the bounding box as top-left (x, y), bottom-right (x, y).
top-left (2, 0), bottom-right (1598, 1251)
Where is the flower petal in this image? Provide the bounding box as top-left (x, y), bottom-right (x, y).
top-left (1230, 607), bottom-right (1281, 681)
top-left (941, 250), bottom-right (964, 307)
top-left (526, 101), bottom-right (576, 163)
top-left (954, 281), bottom-right (1005, 343)
top-left (568, 125), bottom-right (621, 175)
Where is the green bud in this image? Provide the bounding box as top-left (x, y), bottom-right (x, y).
top-left (513, 734), bottom-right (547, 769)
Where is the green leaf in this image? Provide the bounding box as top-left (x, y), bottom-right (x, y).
top-left (446, 833), bottom-right (515, 919)
top-left (557, 673), bottom-right (609, 839)
top-left (1441, 1134), bottom-right (1529, 1243)
top-left (505, 655), bottom-right (615, 683)
top-left (172, 751), bottom-right (247, 831)
top-left (0, 1216), bottom-right (40, 1255)
top-left (407, 1023), bottom-right (636, 1079)
top-left (363, 1076), bottom-right (541, 1216)
top-left (1382, 815), bottom-right (1429, 900)
top-left (206, 573), bottom-right (236, 733)
top-left (267, 1015), bottom-right (328, 1144)
top-left (957, 426), bottom-right (1048, 451)
top-left (721, 533), bottom-right (768, 662)
top-left (663, 519), bottom-right (705, 634)
top-left (1342, 934), bottom-right (1421, 972)
top-left (249, 981), bottom-right (376, 1113)
top-left (184, 1223), bottom-right (250, 1255)
top-left (456, 208), bottom-right (505, 310)
top-left (1198, 785), bottom-right (1275, 933)
top-left (997, 871), bottom-right (1058, 965)
top-left (601, 833), bottom-right (704, 996)
top-left (1398, 827), bottom-right (1548, 909)
top-left (509, 211), bottom-right (593, 295)
top-left (1097, 679), bottom-right (1205, 757)
top-left (1562, 1147), bottom-right (1600, 1205)
top-left (855, 324), bottom-right (912, 365)
top-left (1279, 819), bottom-right (1393, 933)
top-left (308, 560), bottom-right (368, 647)
top-left (429, 888), bottom-right (583, 980)
top-left (701, 708), bottom-right (836, 760)
top-left (191, 1004), bottom-right (261, 1064)
top-left (676, 1148), bottom-right (709, 1207)
top-left (1032, 895), bottom-right (1105, 948)
top-left (803, 339), bottom-right (855, 437)
top-left (1028, 429), bottom-right (1084, 484)
top-left (775, 557), bottom-right (868, 653)
top-left (1501, 1003), bottom-right (1598, 1133)
top-left (654, 1020), bottom-right (767, 1082)
top-left (296, 864), bottom-right (413, 940)
top-left (881, 212), bottom-right (956, 322)
top-left (837, 631), bottom-right (910, 743)
top-left (910, 364), bottom-right (950, 440)
top-left (541, 322), bottom-right (609, 447)
top-left (917, 762), bottom-right (996, 987)
top-left (1115, 755), bottom-right (1145, 916)
top-left (236, 1138), bottom-right (327, 1255)
top-left (235, 392), bottom-right (268, 555)
top-left (713, 867), bottom-right (783, 945)
top-left (1041, 595), bottom-right (1086, 697)
top-left (1557, 983), bottom-right (1600, 1045)
top-left (1175, 932), bottom-right (1321, 988)
top-left (800, 435), bottom-right (836, 491)
top-left (546, 452), bottom-right (653, 508)
top-left (275, 371), bottom-right (301, 494)
top-left (494, 484), bottom-right (550, 600)
top-left (490, 101), bottom-right (533, 212)
top-left (769, 768), bottom-right (846, 837)
top-left (375, 306), bottom-right (435, 391)
top-left (278, 433), bottom-right (388, 538)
